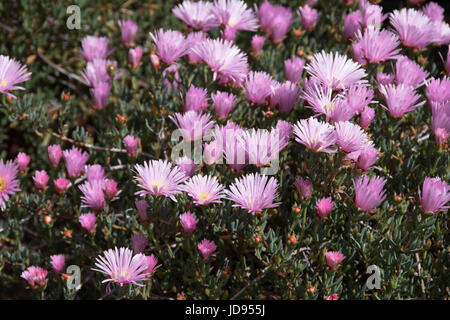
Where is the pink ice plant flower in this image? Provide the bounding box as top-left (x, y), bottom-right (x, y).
top-left (431, 102), bottom-right (450, 147)
top-left (21, 266), bottom-right (48, 288)
top-left (344, 11), bottom-right (363, 40)
top-left (325, 251), bottom-right (345, 270)
top-left (179, 174), bottom-right (225, 206)
top-left (212, 91), bottom-right (236, 119)
top-left (422, 2), bottom-right (445, 22)
top-left (92, 247), bottom-right (151, 287)
top-left (79, 179), bottom-right (106, 211)
top-left (48, 145), bottom-right (63, 167)
top-left (356, 143), bottom-right (379, 171)
top-left (90, 82), bottom-right (111, 110)
top-left (284, 57), bottom-right (306, 83)
top-left (334, 121), bottom-right (368, 153)
top-left (212, 0), bottom-right (258, 35)
top-left (184, 85), bottom-right (209, 113)
top-left (272, 81), bottom-right (300, 113)
top-left (124, 135), bottom-right (139, 157)
top-left (275, 120), bottom-right (293, 144)
top-left (425, 77), bottom-right (450, 106)
top-left (118, 20), bottom-right (138, 46)
top-left (294, 177), bottom-right (313, 199)
top-left (186, 32), bottom-right (207, 64)
top-left (198, 239), bottom-right (217, 259)
top-left (359, 106), bottom-right (375, 129)
top-left (225, 173), bottom-right (280, 214)
top-left (134, 160), bottom-right (187, 201)
top-left (81, 36), bottom-right (111, 62)
top-left (0, 159), bottom-right (20, 211)
top-left (175, 156), bottom-right (198, 178)
top-left (33, 170), bottom-right (49, 191)
top-left (203, 140), bottom-right (223, 165)
top-left (293, 117), bottom-right (337, 153)
top-left (85, 164), bottom-right (106, 183)
top-left (256, 2), bottom-right (292, 43)
top-left (144, 254), bottom-right (161, 276)
top-left (345, 85), bottom-right (374, 115)
top-left (394, 56), bottom-right (429, 88)
top-left (54, 177), bottom-right (70, 194)
top-left (50, 254), bottom-right (66, 274)
top-left (353, 175), bottom-right (387, 212)
top-left (172, 0), bottom-right (219, 31)
top-left (180, 211), bottom-right (197, 235)
top-left (419, 177), bottom-right (449, 214)
top-left (316, 197), bottom-right (334, 218)
top-left (244, 71), bottom-right (274, 105)
top-left (129, 47), bottom-right (143, 69)
top-left (0, 55), bottom-right (32, 98)
top-left (79, 213), bottom-right (97, 234)
top-left (379, 84), bottom-right (425, 118)
top-left (297, 5), bottom-right (318, 30)
top-left (149, 29), bottom-right (189, 65)
top-left (251, 35), bottom-right (265, 57)
top-left (16, 152), bottom-right (30, 172)
top-left (169, 111), bottom-right (215, 141)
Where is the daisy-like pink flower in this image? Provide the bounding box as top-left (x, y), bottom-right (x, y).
top-left (186, 32), bottom-right (207, 64)
top-left (124, 135), bottom-right (139, 157)
top-left (212, 0), bottom-right (258, 37)
top-left (251, 35), bottom-right (265, 56)
top-left (325, 251), bottom-right (345, 270)
top-left (431, 102), bottom-right (450, 148)
top-left (353, 175), bottom-right (387, 212)
top-left (284, 57), bottom-right (305, 83)
top-left (180, 211), bottom-right (197, 235)
top-left (379, 84), bottom-right (424, 118)
top-left (294, 177), bottom-right (313, 199)
top-left (118, 20), bottom-right (138, 46)
top-left (0, 159), bottom-right (20, 211)
top-left (85, 164), bottom-right (106, 183)
top-left (244, 71), bottom-right (274, 105)
top-left (48, 144), bottom-right (63, 167)
top-left (0, 55), bottom-right (32, 98)
top-left (50, 254), bottom-right (66, 274)
top-left (422, 2), bottom-right (444, 22)
top-left (180, 174), bottom-right (225, 205)
top-left (33, 170), bottom-right (49, 191)
top-left (172, 0), bottom-right (219, 31)
top-left (54, 177), bottom-right (70, 194)
top-left (81, 36), bottom-right (111, 62)
top-left (192, 38), bottom-right (248, 86)
top-left (394, 56), bottom-right (429, 88)
top-left (293, 117), bottom-right (337, 153)
top-left (79, 212), bottom-right (97, 234)
top-left (129, 47), bottom-right (143, 69)
top-left (16, 152), bottom-right (30, 172)
top-left (334, 121), bottom-right (368, 153)
top-left (389, 8), bottom-right (434, 50)
top-left (21, 266), bottom-right (48, 289)
top-left (175, 156), bottom-right (198, 178)
top-left (92, 247), bottom-right (151, 287)
top-left (144, 254), bottom-right (161, 276)
top-left (79, 179), bottom-right (106, 211)
top-left (359, 0), bottom-right (386, 29)
top-left (345, 85), bottom-right (374, 115)
top-left (256, 2), bottom-right (292, 43)
top-left (170, 111), bottom-right (215, 142)
top-left (198, 239), bottom-right (217, 260)
top-left (356, 143), bottom-right (379, 171)
top-left (272, 81), bottom-right (300, 113)
top-left (212, 91), bottom-right (235, 119)
top-left (81, 59), bottom-right (116, 87)
top-left (134, 160), bottom-right (187, 201)
top-left (425, 77), bottom-right (450, 106)
top-left (316, 197), bottom-right (334, 218)
top-left (135, 200), bottom-right (149, 222)
top-left (131, 234), bottom-right (148, 254)
top-left (184, 85), bottom-right (209, 113)
top-left (431, 21), bottom-right (450, 46)
top-left (149, 29), bottom-right (189, 65)
top-left (297, 5), bottom-right (318, 30)
top-left (225, 173), bottom-right (280, 214)
top-left (305, 51), bottom-right (367, 90)
top-left (419, 177), bottom-right (449, 214)
top-left (359, 106), bottom-right (375, 129)
top-left (352, 26), bottom-right (401, 65)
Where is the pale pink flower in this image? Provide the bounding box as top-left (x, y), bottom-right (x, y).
top-left (180, 211), bottom-right (197, 235)
top-left (179, 174), bottom-right (225, 205)
top-left (149, 29), bottom-right (189, 65)
top-left (353, 175), bottom-right (387, 212)
top-left (81, 36), bottom-right (111, 62)
top-left (48, 145), bottom-right (63, 167)
top-left (284, 57), bottom-right (305, 83)
top-left (212, 91), bottom-right (235, 119)
top-left (175, 157), bottom-right (198, 178)
top-left (186, 32), bottom-right (207, 64)
top-left (50, 254), bottom-right (66, 274)
top-left (316, 197), bottom-right (334, 218)
top-left (0, 160), bottom-right (20, 210)
top-left (257, 2), bottom-right (292, 42)
top-left (85, 164), bottom-right (106, 183)
top-left (394, 56), bottom-right (429, 88)
top-left (297, 5), bottom-right (318, 30)
top-left (198, 239), bottom-right (217, 259)
top-left (425, 77), bottom-right (450, 106)
top-left (104, 179), bottom-right (119, 201)
top-left (16, 152), bottom-right (30, 172)
top-left (212, 0), bottom-right (258, 34)
top-left (145, 254), bottom-right (161, 276)
top-left (203, 141), bottom-right (223, 165)
top-left (128, 47), bottom-right (143, 69)
top-left (244, 71), bottom-right (274, 105)
top-left (419, 177), bottom-right (449, 214)
top-left (124, 135), bottom-right (139, 157)
top-left (79, 180), bottom-right (106, 211)
top-left (172, 0), bottom-right (219, 31)
top-left (345, 85), bottom-right (374, 115)
top-left (90, 82), bottom-right (110, 110)
top-left (118, 20), bottom-right (138, 46)
top-left (33, 170), bottom-right (49, 191)
top-left (272, 81), bottom-right (300, 113)
top-left (293, 117), bottom-right (337, 153)
top-left (344, 12), bottom-right (363, 40)
top-left (184, 85), bottom-right (209, 113)
top-left (422, 2), bottom-right (444, 22)
top-left (431, 102), bottom-right (450, 147)
top-left (376, 73), bottom-right (395, 86)
top-left (335, 121), bottom-right (368, 153)
top-left (169, 111), bottom-right (215, 141)
top-left (352, 26), bottom-right (401, 64)
top-left (0, 55), bottom-right (32, 98)
top-left (379, 84), bottom-right (424, 118)
top-left (359, 106), bottom-right (375, 129)
top-left (251, 35), bottom-right (265, 56)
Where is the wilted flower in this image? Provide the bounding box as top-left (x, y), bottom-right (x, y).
top-left (297, 5), bottom-right (318, 30)
top-left (394, 56), bottom-right (429, 88)
top-left (293, 117), bottom-right (337, 153)
top-left (294, 177), bottom-right (313, 199)
top-left (149, 29), bottom-right (189, 65)
top-left (353, 175), bottom-right (387, 212)
top-left (54, 177), bottom-right (70, 194)
top-left (118, 20), bottom-right (138, 46)
top-left (33, 170), bottom-right (49, 191)
top-left (135, 199), bottom-right (149, 222)
top-left (0, 55), bottom-right (32, 98)
top-left (172, 0), bottom-right (219, 31)
top-left (131, 234), bottom-right (148, 254)
top-left (244, 71), bottom-right (274, 105)
top-left (198, 239), bottom-right (217, 259)
top-left (170, 111), bottom-right (215, 141)
top-left (212, 91), bottom-right (235, 119)
top-left (379, 84), bottom-right (424, 118)
top-left (16, 152), bottom-right (30, 172)
top-left (180, 211), bottom-right (197, 235)
top-left (50, 254), bottom-right (66, 274)
top-left (48, 145), bottom-right (63, 167)
top-left (124, 135), bottom-right (139, 157)
top-left (180, 174), bottom-right (225, 205)
top-left (79, 180), bottom-right (106, 211)
top-left (184, 85), bottom-right (209, 113)
top-left (316, 197), bottom-right (334, 218)
top-left (251, 35), bottom-right (265, 56)
top-left (21, 266), bottom-right (48, 289)
top-left (175, 157), bottom-right (198, 178)
top-left (325, 251), bottom-right (345, 270)
top-left (81, 36), bottom-right (111, 62)
top-left (128, 47), bottom-right (143, 69)
top-left (419, 177), bottom-right (449, 214)
top-left (0, 159), bottom-right (20, 211)
top-left (284, 57), bottom-right (305, 83)
top-left (79, 213), bottom-right (97, 234)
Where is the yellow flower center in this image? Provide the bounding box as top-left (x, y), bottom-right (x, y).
top-left (151, 181), bottom-right (164, 191)
top-left (0, 176), bottom-right (6, 192)
top-left (227, 18), bottom-right (237, 27)
top-left (198, 192), bottom-right (211, 202)
top-left (0, 79), bottom-right (7, 87)
top-left (325, 103), bottom-right (334, 114)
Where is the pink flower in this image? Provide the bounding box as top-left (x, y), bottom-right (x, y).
top-left (422, 2), bottom-right (444, 22)
top-left (175, 157), bottom-right (198, 178)
top-left (92, 247), bottom-right (151, 287)
top-left (16, 152), bottom-right (30, 172)
top-left (356, 143), bottom-right (379, 171)
top-left (316, 197), bottom-right (334, 218)
top-left (144, 254), bottom-right (161, 276)
top-left (81, 59), bottom-right (117, 87)
top-left (284, 57), bottom-right (305, 83)
top-left (335, 121), bottom-right (368, 153)
top-left (257, 2), bottom-right (292, 42)
top-left (81, 36), bottom-right (111, 62)
top-left (63, 147), bottom-right (89, 178)
top-left (272, 81), bottom-right (300, 113)
top-left (294, 177), bottom-right (313, 199)
top-left (50, 254), bottom-right (66, 274)
top-left (425, 77), bottom-right (450, 106)
top-left (276, 120), bottom-right (293, 144)
top-left (184, 85), bottom-right (209, 113)
top-left (212, 123), bottom-right (248, 171)
top-left (325, 251), bottom-right (345, 270)
top-left (359, 0), bottom-right (386, 28)
top-left (359, 106), bottom-right (375, 129)
top-left (225, 173), bottom-right (280, 214)
top-left (198, 239), bottom-right (217, 260)
top-left (118, 20), bottom-right (138, 46)
top-left (149, 29), bottom-right (189, 65)
top-left (48, 145), bottom-right (63, 167)
top-left (170, 111), bottom-right (215, 141)
top-left (379, 84), bottom-right (424, 118)
top-left (104, 179), bottom-right (119, 200)
top-left (244, 71), bottom-right (274, 105)
top-left (124, 135), bottom-right (139, 157)
top-left (180, 174), bottom-right (225, 205)
top-left (212, 91), bottom-right (235, 119)
top-left (79, 213), bottom-right (97, 234)
top-left (345, 85), bottom-right (374, 115)
top-left (297, 5), bottom-right (318, 30)
top-left (172, 0), bottom-right (219, 31)
top-left (54, 177), bottom-right (70, 194)
top-left (377, 72), bottom-right (395, 86)
top-left (180, 211), bottom-right (197, 235)
top-left (394, 56), bottom-right (429, 88)
top-left (128, 47), bottom-right (143, 69)
top-left (203, 141), bottom-right (223, 165)
top-left (90, 82), bottom-right (111, 110)
top-left (33, 170), bottom-right (49, 191)
top-left (326, 293), bottom-right (339, 300)
top-left (353, 175), bottom-right (387, 212)
top-left (134, 160), bottom-right (187, 201)
top-left (293, 117), bottom-right (337, 153)
top-left (212, 0), bottom-right (258, 34)
top-left (186, 32), bottom-right (207, 64)
top-left (85, 164), bottom-right (106, 183)
top-left (419, 177), bottom-right (449, 214)
top-left (79, 180), bottom-right (106, 211)
top-left (344, 12), bottom-right (363, 40)
top-left (0, 55), bottom-right (32, 98)
top-left (135, 199), bottom-right (149, 222)
top-left (21, 266), bottom-right (48, 288)
top-left (431, 102), bottom-right (450, 148)
top-left (131, 234), bottom-right (148, 254)
top-left (251, 35), bottom-right (265, 57)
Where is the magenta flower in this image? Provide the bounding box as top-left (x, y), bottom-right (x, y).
top-left (180, 211), bottom-right (197, 235)
top-left (184, 85), bottom-right (209, 113)
top-left (145, 254), bottom-right (161, 276)
top-left (124, 135), bottom-right (139, 157)
top-left (251, 35), bottom-right (265, 57)
top-left (326, 294), bottom-right (339, 300)
top-left (170, 111), bottom-right (215, 141)
top-left (316, 197), bottom-right (334, 218)
top-left (294, 177), bottom-right (313, 199)
top-left (212, 0), bottom-right (258, 34)
top-left (21, 266), bottom-right (48, 289)
top-left (150, 29), bottom-right (189, 65)
top-left (198, 239), bottom-right (217, 260)
top-left (54, 177), bottom-right (70, 195)
top-left (244, 71), bottom-right (274, 105)
top-left (379, 84), bottom-right (424, 118)
top-left (129, 47), bottom-right (143, 69)
top-left (135, 200), bottom-right (149, 222)
top-left (16, 152), bottom-right (30, 172)
top-left (431, 21), bottom-right (450, 46)
top-left (79, 212), bottom-right (97, 234)
top-left (272, 81), bottom-right (300, 113)
top-left (33, 170), bottom-right (49, 191)
top-left (419, 177), bottom-right (449, 214)
top-left (214, 123), bottom-right (247, 171)
top-left (284, 57), bottom-right (305, 83)
top-left (48, 144), bottom-right (63, 167)
top-left (276, 120), bottom-right (293, 144)
top-left (118, 20), bottom-right (138, 46)
top-left (180, 174), bottom-right (225, 206)
top-left (431, 103), bottom-right (450, 147)
top-left (389, 8), bottom-right (434, 50)
top-left (172, 0), bottom-right (219, 31)
top-left (353, 175), bottom-right (387, 212)
top-left (376, 72), bottom-right (395, 86)
top-left (359, 0), bottom-right (386, 28)
top-left (297, 5), bottom-right (318, 30)
top-left (325, 251), bottom-right (345, 270)
top-left (85, 164), bottom-right (106, 183)
top-left (345, 85), bottom-right (374, 115)
top-left (225, 173), bottom-right (280, 214)
top-left (203, 141), bottom-right (223, 165)
top-left (92, 247), bottom-right (151, 287)
top-left (81, 36), bottom-right (111, 62)
top-left (0, 159), bottom-right (20, 211)
top-left (131, 234), bottom-right (148, 254)
top-left (422, 2), bottom-right (444, 22)
top-left (305, 51), bottom-right (367, 90)
top-left (212, 91), bottom-right (235, 119)
top-left (81, 59), bottom-right (116, 87)
top-left (344, 12), bottom-right (363, 40)
top-left (293, 117), bottom-right (337, 153)
top-left (257, 2), bottom-right (292, 42)
top-left (394, 56), bottom-right (429, 88)
top-left (425, 77), bottom-right (450, 106)
top-left (79, 180), bottom-right (106, 211)
top-left (50, 254), bottom-right (66, 274)
top-left (192, 38), bottom-right (248, 86)
top-left (104, 179), bottom-right (119, 201)
top-left (356, 143), bottom-right (379, 171)
top-left (186, 32), bottom-right (207, 64)
top-left (0, 55), bottom-right (32, 98)
top-left (134, 160), bottom-right (187, 201)
top-left (90, 82), bottom-right (110, 110)
top-left (359, 106), bottom-right (375, 129)
top-left (335, 121), bottom-right (368, 153)
top-left (175, 156), bottom-right (198, 178)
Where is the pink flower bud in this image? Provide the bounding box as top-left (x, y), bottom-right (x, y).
top-left (298, 5), bottom-right (319, 30)
top-left (90, 82), bottom-right (111, 110)
top-left (294, 177), bottom-right (313, 199)
top-left (150, 54), bottom-right (160, 70)
top-left (54, 177), bottom-right (70, 194)
top-left (48, 145), bottom-right (63, 167)
top-left (129, 47), bottom-right (143, 69)
top-left (104, 179), bottom-right (119, 200)
top-left (316, 197), bottom-right (334, 218)
top-left (325, 251), bottom-right (345, 271)
top-left (16, 152), bottom-right (30, 172)
top-left (284, 57), bottom-right (306, 83)
top-left (251, 35), bottom-right (265, 57)
top-left (359, 106), bottom-right (375, 129)
top-left (79, 213), bottom-right (97, 234)
top-left (21, 266), bottom-right (48, 288)
top-left (118, 20), bottom-right (138, 46)
top-left (179, 211), bottom-right (197, 235)
top-left (198, 239), bottom-right (216, 260)
top-left (124, 135), bottom-right (139, 157)
top-left (33, 170), bottom-right (49, 191)
top-left (131, 234), bottom-right (148, 253)
top-left (50, 254), bottom-right (66, 274)
top-left (135, 200), bottom-right (149, 221)
top-left (212, 91), bottom-right (235, 119)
